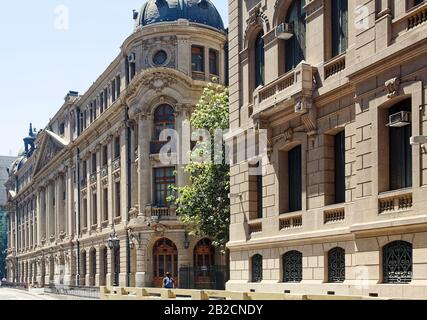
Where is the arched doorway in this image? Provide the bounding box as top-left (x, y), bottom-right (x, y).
top-left (99, 246), bottom-right (107, 286)
top-left (194, 238), bottom-right (215, 288)
top-left (49, 256), bottom-right (55, 284)
top-left (80, 250), bottom-right (87, 286)
top-left (153, 238), bottom-right (178, 288)
top-left (89, 248), bottom-right (97, 286)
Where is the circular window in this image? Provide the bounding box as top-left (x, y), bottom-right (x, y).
top-left (153, 50), bottom-right (168, 66)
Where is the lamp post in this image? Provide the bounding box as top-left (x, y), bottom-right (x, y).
top-left (107, 230), bottom-right (120, 287)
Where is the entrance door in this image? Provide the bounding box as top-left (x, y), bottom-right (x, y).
top-left (194, 239), bottom-right (215, 289)
top-left (153, 238), bottom-right (178, 288)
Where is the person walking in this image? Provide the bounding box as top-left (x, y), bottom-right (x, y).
top-left (163, 272), bottom-right (175, 289)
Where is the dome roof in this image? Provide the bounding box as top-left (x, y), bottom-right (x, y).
top-left (137, 0), bottom-right (225, 31)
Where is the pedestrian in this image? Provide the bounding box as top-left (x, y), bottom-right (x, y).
top-left (163, 272), bottom-right (175, 289)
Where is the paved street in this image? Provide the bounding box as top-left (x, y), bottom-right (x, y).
top-left (0, 288), bottom-right (59, 300)
top-left (0, 288), bottom-right (97, 300)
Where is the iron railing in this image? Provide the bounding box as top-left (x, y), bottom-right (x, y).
top-left (44, 284), bottom-right (100, 299)
top-left (0, 281), bottom-right (28, 290)
top-left (179, 266), bottom-right (229, 291)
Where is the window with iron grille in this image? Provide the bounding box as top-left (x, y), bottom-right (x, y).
top-left (251, 254), bottom-right (263, 283)
top-left (283, 251), bottom-right (303, 283)
top-left (383, 241), bottom-right (412, 284)
top-left (328, 247), bottom-right (345, 283)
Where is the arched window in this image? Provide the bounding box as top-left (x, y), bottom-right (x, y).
top-left (251, 254), bottom-right (263, 283)
top-left (328, 247), bottom-right (345, 283)
top-left (383, 241), bottom-right (412, 283)
top-left (285, 0), bottom-right (306, 72)
top-left (194, 238), bottom-right (215, 268)
top-left (283, 251), bottom-right (303, 283)
top-left (254, 31), bottom-right (265, 88)
top-left (154, 104), bottom-right (175, 141)
top-left (331, 0), bottom-right (348, 57)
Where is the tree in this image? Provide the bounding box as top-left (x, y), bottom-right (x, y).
top-left (171, 82), bottom-right (230, 249)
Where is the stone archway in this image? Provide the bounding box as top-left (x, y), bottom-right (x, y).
top-left (89, 248), bottom-right (97, 287)
top-left (152, 238), bottom-right (178, 288)
top-left (99, 246), bottom-right (107, 287)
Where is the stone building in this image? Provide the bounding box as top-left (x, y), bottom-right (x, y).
top-left (227, 0), bottom-right (427, 298)
top-left (0, 156), bottom-right (16, 279)
top-left (5, 0), bottom-right (227, 289)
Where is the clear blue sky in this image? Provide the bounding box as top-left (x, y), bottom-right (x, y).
top-left (0, 0), bottom-right (228, 156)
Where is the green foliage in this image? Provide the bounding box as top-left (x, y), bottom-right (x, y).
top-left (171, 82), bottom-right (230, 249)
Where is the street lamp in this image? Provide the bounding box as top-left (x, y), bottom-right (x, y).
top-left (107, 230), bottom-right (120, 287)
top-left (107, 231), bottom-right (120, 251)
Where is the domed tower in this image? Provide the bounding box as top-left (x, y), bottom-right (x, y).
top-left (136, 0), bottom-right (225, 31)
top-left (123, 0), bottom-right (227, 86)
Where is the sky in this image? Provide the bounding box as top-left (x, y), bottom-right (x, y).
top-left (0, 0), bottom-right (228, 156)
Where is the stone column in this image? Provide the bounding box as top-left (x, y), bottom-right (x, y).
top-left (107, 136), bottom-right (114, 227)
top-left (176, 105), bottom-right (191, 189)
top-left (375, 0), bottom-right (392, 51)
top-left (120, 125), bottom-right (128, 223)
top-left (67, 163), bottom-right (74, 238)
top-left (96, 145), bottom-right (102, 230)
top-left (138, 114), bottom-right (153, 217)
top-left (176, 35), bottom-right (191, 76)
top-left (204, 46), bottom-right (210, 81)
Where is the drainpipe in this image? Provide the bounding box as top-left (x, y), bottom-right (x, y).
top-left (76, 108), bottom-right (81, 286)
top-left (15, 176), bottom-right (19, 284)
top-left (125, 106), bottom-right (132, 288)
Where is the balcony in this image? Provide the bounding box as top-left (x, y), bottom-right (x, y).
top-left (248, 220), bottom-right (262, 237)
top-left (407, 3), bottom-right (427, 30)
top-left (379, 191), bottom-right (413, 214)
top-left (150, 140), bottom-right (177, 155)
top-left (192, 71), bottom-right (205, 81)
top-left (253, 62), bottom-right (316, 118)
top-left (324, 207), bottom-right (345, 224)
top-left (279, 215), bottom-right (303, 231)
top-left (101, 166), bottom-right (108, 178)
top-left (112, 157), bottom-right (121, 172)
top-left (81, 179), bottom-right (87, 189)
top-left (145, 206), bottom-right (176, 219)
top-left (324, 54), bottom-right (346, 79)
top-left (90, 173), bottom-right (97, 185)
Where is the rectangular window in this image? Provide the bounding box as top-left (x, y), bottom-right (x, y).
top-left (115, 182), bottom-right (121, 217)
top-left (257, 174), bottom-right (263, 219)
top-left (82, 160), bottom-right (87, 180)
top-left (288, 146), bottom-right (302, 212)
top-left (114, 136), bottom-right (120, 159)
top-left (104, 88), bottom-right (108, 109)
top-left (389, 102), bottom-right (412, 190)
top-left (334, 131), bottom-right (346, 204)
top-left (112, 81), bottom-right (116, 102)
top-left (116, 75), bottom-right (121, 98)
top-left (100, 93), bottom-right (104, 113)
top-left (331, 0), bottom-right (348, 57)
top-left (102, 145), bottom-right (108, 166)
top-left (92, 193), bottom-right (98, 225)
top-left (103, 188), bottom-right (108, 222)
top-left (154, 167), bottom-right (175, 207)
top-left (130, 63), bottom-right (136, 80)
top-left (82, 198), bottom-right (88, 229)
top-left (191, 46), bottom-right (205, 72)
top-left (59, 122), bottom-right (65, 136)
top-left (209, 49), bottom-right (219, 76)
top-left (92, 153), bottom-right (97, 174)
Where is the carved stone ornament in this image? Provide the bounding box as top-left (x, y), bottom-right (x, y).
top-left (272, 127), bottom-right (294, 145)
top-left (385, 77), bottom-right (400, 98)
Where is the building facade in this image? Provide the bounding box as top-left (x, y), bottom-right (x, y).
top-left (227, 0), bottom-right (427, 298)
top-left (0, 156), bottom-right (16, 279)
top-left (5, 0), bottom-right (227, 289)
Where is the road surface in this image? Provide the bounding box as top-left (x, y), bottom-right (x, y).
top-left (0, 288), bottom-right (95, 300)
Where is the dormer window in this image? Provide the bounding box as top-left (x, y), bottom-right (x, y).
top-left (59, 122), bottom-right (65, 136)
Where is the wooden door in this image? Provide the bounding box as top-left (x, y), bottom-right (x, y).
top-left (153, 238), bottom-right (178, 288)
